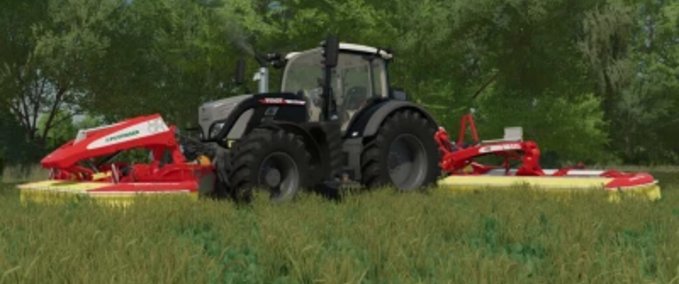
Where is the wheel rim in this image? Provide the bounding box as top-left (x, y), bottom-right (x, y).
top-left (258, 152), bottom-right (300, 200)
top-left (387, 134), bottom-right (428, 190)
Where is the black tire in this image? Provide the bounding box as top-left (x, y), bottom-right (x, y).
top-left (228, 128), bottom-right (311, 202)
top-left (360, 110), bottom-right (440, 190)
top-left (212, 154), bottom-right (232, 199)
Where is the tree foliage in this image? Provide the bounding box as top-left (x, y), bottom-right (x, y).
top-left (580, 0), bottom-right (679, 163)
top-left (0, 0), bottom-right (676, 165)
top-left (0, 0), bottom-right (116, 147)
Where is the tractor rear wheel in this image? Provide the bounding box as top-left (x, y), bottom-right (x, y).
top-left (360, 110), bottom-right (440, 190)
top-left (228, 128), bottom-right (310, 202)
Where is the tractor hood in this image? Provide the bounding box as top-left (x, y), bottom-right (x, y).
top-left (198, 95), bottom-right (251, 139)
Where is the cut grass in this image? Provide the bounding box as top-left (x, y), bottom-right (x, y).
top-left (0, 172), bottom-right (677, 283)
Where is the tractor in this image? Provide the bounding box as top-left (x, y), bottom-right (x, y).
top-left (197, 37), bottom-right (441, 201)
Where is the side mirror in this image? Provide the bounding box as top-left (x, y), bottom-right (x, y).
top-left (322, 36), bottom-right (339, 68)
top-left (234, 58), bottom-right (246, 85)
top-left (266, 53), bottom-right (285, 69)
top-left (391, 88), bottom-right (408, 101)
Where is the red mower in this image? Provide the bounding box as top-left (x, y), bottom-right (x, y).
top-left (19, 114), bottom-right (215, 204)
top-left (435, 113), bottom-right (661, 201)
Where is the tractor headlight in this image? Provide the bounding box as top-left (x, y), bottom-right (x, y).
top-left (210, 122), bottom-right (225, 139)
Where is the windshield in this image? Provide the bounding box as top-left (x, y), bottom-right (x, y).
top-left (281, 49), bottom-right (324, 95)
top-left (282, 49), bottom-right (386, 126)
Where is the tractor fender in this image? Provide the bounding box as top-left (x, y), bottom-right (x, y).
top-left (349, 100), bottom-right (439, 138)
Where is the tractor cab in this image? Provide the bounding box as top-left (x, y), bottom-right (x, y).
top-left (281, 44), bottom-right (393, 130)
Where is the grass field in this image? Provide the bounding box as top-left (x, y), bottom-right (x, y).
top-left (0, 172), bottom-right (677, 283)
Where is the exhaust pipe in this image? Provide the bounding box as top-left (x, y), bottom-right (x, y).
top-left (254, 66), bottom-right (269, 93)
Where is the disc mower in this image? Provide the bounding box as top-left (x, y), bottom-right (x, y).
top-left (20, 37), bottom-right (442, 204)
top-left (435, 113), bottom-right (661, 201)
top-left (18, 114), bottom-right (215, 204)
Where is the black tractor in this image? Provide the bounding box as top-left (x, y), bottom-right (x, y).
top-left (197, 38), bottom-right (441, 201)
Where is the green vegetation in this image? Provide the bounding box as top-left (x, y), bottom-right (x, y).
top-left (1, 165), bottom-right (47, 184)
top-left (0, 172), bottom-right (677, 283)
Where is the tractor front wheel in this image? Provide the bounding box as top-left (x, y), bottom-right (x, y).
top-left (227, 128), bottom-right (310, 202)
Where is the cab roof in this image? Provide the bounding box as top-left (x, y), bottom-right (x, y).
top-left (285, 43), bottom-right (393, 61)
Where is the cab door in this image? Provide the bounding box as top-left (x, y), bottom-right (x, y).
top-left (334, 54), bottom-right (388, 131)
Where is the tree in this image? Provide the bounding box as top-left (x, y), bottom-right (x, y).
top-left (580, 0), bottom-right (679, 163)
top-left (79, 0), bottom-right (275, 126)
top-left (1, 0), bottom-right (675, 165)
top-left (0, 0), bottom-right (119, 148)
top-left (0, 109), bottom-right (43, 168)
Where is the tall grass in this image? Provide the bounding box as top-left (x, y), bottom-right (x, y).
top-left (1, 165), bottom-right (47, 184)
top-left (0, 172), bottom-right (677, 283)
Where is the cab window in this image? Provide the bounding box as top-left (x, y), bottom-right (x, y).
top-left (281, 50), bottom-right (387, 129)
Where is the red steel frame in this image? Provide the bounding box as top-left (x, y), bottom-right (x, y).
top-left (435, 113), bottom-right (545, 176)
top-left (40, 114), bottom-right (213, 193)
top-left (434, 113), bottom-right (657, 190)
